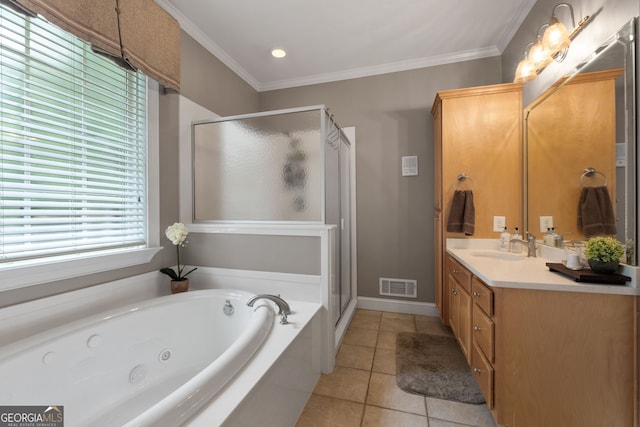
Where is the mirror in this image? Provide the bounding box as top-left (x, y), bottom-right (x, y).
top-left (525, 18), bottom-right (637, 265)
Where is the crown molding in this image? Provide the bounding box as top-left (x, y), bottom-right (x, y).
top-left (155, 0), bottom-right (261, 91)
top-left (496, 0), bottom-right (538, 52)
top-left (157, 0), bottom-right (510, 93)
top-left (258, 47), bottom-right (501, 92)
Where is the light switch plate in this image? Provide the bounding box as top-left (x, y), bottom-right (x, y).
top-left (493, 216), bottom-right (506, 232)
top-left (540, 216), bottom-right (554, 232)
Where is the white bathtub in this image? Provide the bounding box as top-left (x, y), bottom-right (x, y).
top-left (0, 289), bottom-right (275, 427)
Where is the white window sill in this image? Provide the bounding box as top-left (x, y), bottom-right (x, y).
top-left (0, 247), bottom-right (162, 292)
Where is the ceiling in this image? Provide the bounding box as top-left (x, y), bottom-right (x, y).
top-left (156, 0), bottom-right (538, 92)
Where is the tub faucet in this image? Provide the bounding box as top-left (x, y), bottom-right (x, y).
top-left (247, 294), bottom-right (291, 324)
top-left (510, 232), bottom-right (537, 257)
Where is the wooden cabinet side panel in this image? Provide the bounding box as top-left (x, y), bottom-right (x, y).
top-left (496, 289), bottom-right (635, 427)
top-left (434, 107), bottom-right (444, 321)
top-left (440, 89), bottom-right (522, 238)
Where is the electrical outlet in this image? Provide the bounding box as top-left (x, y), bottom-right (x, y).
top-left (540, 216), bottom-right (554, 232)
top-left (493, 216), bottom-right (506, 232)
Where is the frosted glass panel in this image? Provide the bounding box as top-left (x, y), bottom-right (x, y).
top-left (193, 110), bottom-right (322, 221)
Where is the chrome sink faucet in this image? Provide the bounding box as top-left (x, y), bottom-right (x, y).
top-left (510, 232), bottom-right (537, 257)
top-left (246, 294), bottom-right (291, 324)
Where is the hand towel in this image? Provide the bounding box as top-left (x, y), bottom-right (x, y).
top-left (577, 186), bottom-right (616, 237)
top-left (447, 190), bottom-right (475, 236)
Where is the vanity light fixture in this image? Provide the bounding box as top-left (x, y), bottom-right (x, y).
top-left (513, 42), bottom-right (537, 83)
top-left (528, 24), bottom-right (554, 71)
top-left (542, 3), bottom-right (574, 61)
top-left (271, 48), bottom-right (286, 59)
top-left (513, 2), bottom-right (590, 83)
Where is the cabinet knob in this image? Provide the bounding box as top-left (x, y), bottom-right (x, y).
top-left (473, 291), bottom-right (481, 297)
top-left (473, 368), bottom-right (481, 374)
top-left (473, 325), bottom-right (481, 331)
top-left (453, 269), bottom-right (462, 274)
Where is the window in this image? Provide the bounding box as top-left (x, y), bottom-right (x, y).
top-left (0, 5), bottom-right (158, 285)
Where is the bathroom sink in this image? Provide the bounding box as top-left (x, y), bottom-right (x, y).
top-left (469, 251), bottom-right (525, 261)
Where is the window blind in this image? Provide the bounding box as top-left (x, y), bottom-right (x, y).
top-left (0, 4), bottom-right (147, 262)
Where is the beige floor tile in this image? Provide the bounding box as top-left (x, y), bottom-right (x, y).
top-left (296, 394), bottom-right (364, 427)
top-left (380, 316), bottom-right (416, 333)
top-left (361, 405), bottom-right (428, 427)
top-left (366, 372), bottom-right (426, 416)
top-left (354, 309), bottom-right (383, 321)
top-left (381, 311), bottom-right (415, 320)
top-left (336, 343), bottom-right (375, 371)
top-left (349, 315), bottom-right (381, 331)
top-left (426, 397), bottom-right (497, 427)
top-left (415, 315), bottom-right (453, 337)
top-left (372, 348), bottom-right (396, 375)
top-left (376, 331), bottom-right (397, 351)
top-left (343, 326), bottom-right (378, 348)
top-left (313, 366), bottom-right (371, 403)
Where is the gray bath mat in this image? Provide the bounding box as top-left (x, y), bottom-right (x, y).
top-left (396, 332), bottom-right (485, 404)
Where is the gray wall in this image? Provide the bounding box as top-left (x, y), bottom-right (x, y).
top-left (259, 58), bottom-right (503, 302)
top-left (179, 33), bottom-right (259, 116)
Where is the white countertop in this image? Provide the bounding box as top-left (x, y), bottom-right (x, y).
top-left (446, 239), bottom-right (640, 296)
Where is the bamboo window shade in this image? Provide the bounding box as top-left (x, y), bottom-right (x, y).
top-left (0, 0), bottom-right (180, 91)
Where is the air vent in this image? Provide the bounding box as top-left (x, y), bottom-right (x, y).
top-left (401, 156), bottom-right (418, 176)
top-left (379, 278), bottom-right (417, 298)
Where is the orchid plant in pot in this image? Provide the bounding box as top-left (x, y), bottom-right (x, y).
top-left (160, 222), bottom-right (197, 293)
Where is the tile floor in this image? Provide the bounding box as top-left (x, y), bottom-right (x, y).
top-left (295, 310), bottom-right (498, 427)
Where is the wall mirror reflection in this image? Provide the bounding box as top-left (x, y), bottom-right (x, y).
top-left (524, 18), bottom-right (637, 265)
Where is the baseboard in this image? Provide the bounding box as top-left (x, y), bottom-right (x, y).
top-left (356, 296), bottom-right (439, 317)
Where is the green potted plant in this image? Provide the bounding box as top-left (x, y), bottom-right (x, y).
top-left (584, 236), bottom-right (624, 274)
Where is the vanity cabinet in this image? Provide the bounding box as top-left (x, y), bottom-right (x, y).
top-left (445, 255), bottom-right (472, 361)
top-left (432, 83), bottom-right (522, 323)
top-left (444, 253), bottom-right (637, 426)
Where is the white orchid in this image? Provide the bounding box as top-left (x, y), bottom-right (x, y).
top-left (160, 222), bottom-right (197, 281)
top-left (165, 222), bottom-right (189, 245)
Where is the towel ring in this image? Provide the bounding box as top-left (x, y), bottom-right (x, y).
top-left (453, 173), bottom-right (474, 190)
top-left (579, 167), bottom-right (607, 188)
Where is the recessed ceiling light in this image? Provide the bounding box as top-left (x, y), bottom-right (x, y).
top-left (271, 48), bottom-right (286, 59)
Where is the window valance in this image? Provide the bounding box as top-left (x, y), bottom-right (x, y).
top-left (0, 0), bottom-right (180, 91)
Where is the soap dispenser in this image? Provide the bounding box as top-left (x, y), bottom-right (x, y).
top-left (543, 228), bottom-right (556, 246)
top-left (499, 227), bottom-right (511, 252)
top-left (511, 227), bottom-right (522, 253)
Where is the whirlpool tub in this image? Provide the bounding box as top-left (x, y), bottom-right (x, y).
top-left (0, 289), bottom-right (276, 427)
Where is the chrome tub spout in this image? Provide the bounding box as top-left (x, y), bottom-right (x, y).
top-left (247, 294), bottom-right (291, 324)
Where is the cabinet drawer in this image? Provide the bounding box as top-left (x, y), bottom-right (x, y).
top-left (446, 256), bottom-right (471, 293)
top-left (472, 343), bottom-right (494, 409)
top-left (471, 277), bottom-right (493, 316)
top-left (472, 304), bottom-right (494, 362)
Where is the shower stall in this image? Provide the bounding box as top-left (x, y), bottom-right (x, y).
top-left (191, 106), bottom-right (353, 326)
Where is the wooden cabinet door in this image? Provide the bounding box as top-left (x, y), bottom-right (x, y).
top-left (457, 286), bottom-right (472, 363)
top-left (446, 273), bottom-right (458, 336)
